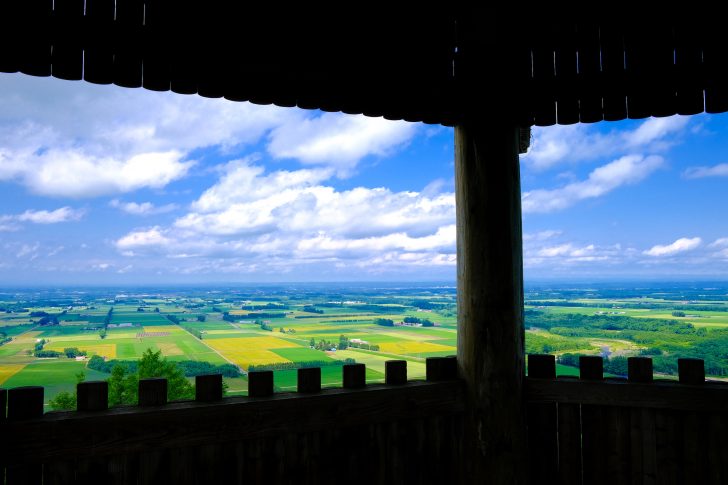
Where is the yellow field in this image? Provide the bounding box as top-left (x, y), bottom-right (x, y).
top-left (46, 343), bottom-right (117, 359)
top-left (0, 363), bottom-right (26, 385)
top-left (204, 337), bottom-right (299, 369)
top-left (143, 325), bottom-right (186, 334)
top-left (158, 342), bottom-right (184, 356)
top-left (228, 310), bottom-right (250, 316)
top-left (378, 341), bottom-right (455, 355)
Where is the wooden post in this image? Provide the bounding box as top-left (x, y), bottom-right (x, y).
top-left (297, 368), bottom-right (321, 393)
top-left (6, 386), bottom-right (44, 483)
top-left (527, 354), bottom-right (555, 378)
top-left (138, 378), bottom-right (167, 406)
top-left (426, 356), bottom-right (458, 381)
top-left (628, 357), bottom-right (653, 383)
top-left (455, 122), bottom-right (526, 483)
top-left (77, 381), bottom-right (108, 411)
top-left (343, 363), bottom-right (366, 389)
top-left (195, 374), bottom-right (223, 402)
top-left (385, 360), bottom-right (407, 385)
top-left (248, 371), bottom-right (274, 397)
top-left (7, 386), bottom-right (44, 420)
top-left (0, 388), bottom-right (6, 423)
top-left (678, 358), bottom-right (705, 384)
top-left (580, 355), bottom-right (604, 380)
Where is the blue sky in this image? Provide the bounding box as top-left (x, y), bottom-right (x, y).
top-left (0, 73), bottom-right (727, 284)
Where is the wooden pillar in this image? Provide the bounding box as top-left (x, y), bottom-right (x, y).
top-left (455, 122), bottom-right (526, 484)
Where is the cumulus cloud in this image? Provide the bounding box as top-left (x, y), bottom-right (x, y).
top-left (114, 164), bottom-right (456, 274)
top-left (683, 163), bottom-right (728, 179)
top-left (110, 199), bottom-right (178, 216)
top-left (522, 155), bottom-right (663, 213)
top-left (523, 116), bottom-right (688, 170)
top-left (643, 237), bottom-right (702, 257)
top-left (0, 74), bottom-right (421, 198)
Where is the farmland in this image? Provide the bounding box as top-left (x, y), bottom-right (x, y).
top-left (0, 284), bottom-right (457, 407)
top-left (4, 281), bottom-right (728, 410)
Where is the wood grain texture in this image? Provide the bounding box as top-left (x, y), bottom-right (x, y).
top-left (455, 122), bottom-right (526, 484)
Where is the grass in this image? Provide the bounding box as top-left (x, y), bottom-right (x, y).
top-left (271, 347), bottom-right (335, 363)
top-left (2, 359), bottom-right (110, 405)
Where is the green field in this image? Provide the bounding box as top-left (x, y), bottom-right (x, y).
top-left (0, 289), bottom-right (457, 407)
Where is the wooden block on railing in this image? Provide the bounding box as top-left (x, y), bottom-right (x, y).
top-left (248, 370), bottom-right (274, 397)
top-left (528, 354), bottom-right (555, 378)
top-left (343, 363), bottom-right (366, 389)
top-left (579, 356), bottom-right (604, 380)
top-left (678, 358), bottom-right (705, 385)
top-left (298, 367), bottom-right (321, 393)
top-left (426, 355), bottom-right (457, 381)
top-left (0, 388), bottom-right (6, 423)
top-left (77, 381), bottom-right (108, 411)
top-left (195, 374), bottom-right (223, 402)
top-left (628, 357), bottom-right (653, 382)
top-left (138, 378), bottom-right (167, 406)
top-left (385, 360), bottom-right (407, 385)
top-left (7, 386), bottom-right (43, 420)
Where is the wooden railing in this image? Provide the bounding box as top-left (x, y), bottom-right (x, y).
top-left (0, 356), bottom-right (463, 485)
top-left (526, 354), bottom-right (728, 485)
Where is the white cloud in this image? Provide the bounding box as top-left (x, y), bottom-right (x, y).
top-left (622, 116), bottom-right (690, 148)
top-left (683, 163), bottom-right (728, 179)
top-left (522, 155), bottom-right (663, 213)
top-left (110, 199), bottom-right (178, 216)
top-left (116, 227), bottom-right (172, 249)
top-left (523, 230), bottom-right (561, 241)
top-left (17, 206), bottom-right (85, 224)
top-left (523, 116), bottom-right (688, 170)
top-left (644, 237), bottom-right (702, 257)
top-left (114, 164), bottom-right (456, 274)
top-left (267, 113), bottom-right (418, 173)
top-left (0, 74), bottom-right (421, 198)
top-left (710, 238), bottom-right (728, 248)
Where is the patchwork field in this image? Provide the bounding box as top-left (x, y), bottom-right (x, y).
top-left (0, 289), bottom-right (459, 407)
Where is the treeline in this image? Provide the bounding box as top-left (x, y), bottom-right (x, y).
top-left (350, 304), bottom-right (406, 313)
top-left (249, 359), bottom-right (355, 372)
top-left (88, 355), bottom-right (241, 377)
top-left (403, 316), bottom-right (434, 327)
top-left (528, 300), bottom-right (728, 313)
top-left (241, 303), bottom-right (289, 310)
top-left (222, 312), bottom-right (285, 321)
top-left (302, 305), bottom-right (323, 314)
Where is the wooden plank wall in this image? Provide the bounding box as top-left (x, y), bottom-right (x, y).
top-left (526, 354), bottom-right (728, 485)
top-left (0, 357), bottom-right (463, 485)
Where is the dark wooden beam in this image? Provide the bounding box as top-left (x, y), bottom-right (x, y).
top-left (455, 121), bottom-right (526, 483)
top-left (526, 377), bottom-right (728, 411)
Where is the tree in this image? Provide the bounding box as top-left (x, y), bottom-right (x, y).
top-left (374, 318), bottom-right (394, 327)
top-left (64, 347), bottom-right (87, 358)
top-left (99, 328), bottom-right (107, 339)
top-left (339, 335), bottom-right (349, 350)
top-left (310, 338), bottom-right (316, 347)
top-left (108, 348), bottom-right (194, 406)
top-left (197, 314), bottom-right (207, 322)
top-left (672, 311), bottom-right (686, 317)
